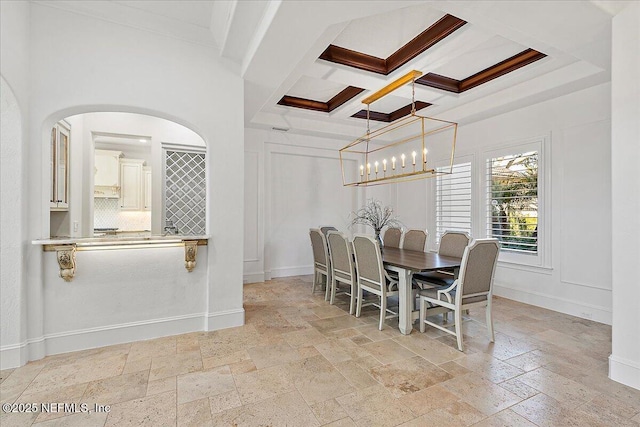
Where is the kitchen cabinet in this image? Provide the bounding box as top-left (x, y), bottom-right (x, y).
top-left (119, 159), bottom-right (146, 210)
top-left (94, 149), bottom-right (122, 198)
top-left (50, 121), bottom-right (70, 210)
top-left (143, 166), bottom-right (152, 211)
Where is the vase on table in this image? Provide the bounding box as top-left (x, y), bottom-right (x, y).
top-left (375, 229), bottom-right (384, 252)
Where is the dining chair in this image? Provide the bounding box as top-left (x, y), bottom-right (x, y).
top-left (309, 228), bottom-right (331, 298)
top-left (383, 227), bottom-right (403, 248)
top-left (414, 230), bottom-right (471, 288)
top-left (418, 238), bottom-right (500, 351)
top-left (402, 229), bottom-right (428, 252)
top-left (352, 234), bottom-right (399, 330)
top-left (326, 231), bottom-right (356, 314)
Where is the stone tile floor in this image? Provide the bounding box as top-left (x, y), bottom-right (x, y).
top-left (1, 275), bottom-right (639, 426)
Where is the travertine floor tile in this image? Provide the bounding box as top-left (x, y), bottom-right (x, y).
top-left (176, 365), bottom-right (235, 405)
top-left (211, 390), bottom-right (320, 427)
top-left (441, 372), bottom-right (523, 416)
top-left (177, 397), bottom-right (212, 427)
top-left (104, 391), bottom-right (176, 427)
top-left (1, 275), bottom-right (631, 427)
top-left (336, 384), bottom-right (415, 427)
top-left (361, 338), bottom-right (417, 365)
top-left (369, 356), bottom-right (452, 398)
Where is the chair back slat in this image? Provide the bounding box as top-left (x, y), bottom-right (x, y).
top-left (309, 229), bottom-right (328, 267)
top-left (327, 231), bottom-right (354, 279)
top-left (439, 231), bottom-right (470, 258)
top-left (352, 235), bottom-right (384, 291)
top-left (457, 239), bottom-right (500, 301)
top-left (383, 228), bottom-right (402, 248)
top-left (403, 229), bottom-right (427, 252)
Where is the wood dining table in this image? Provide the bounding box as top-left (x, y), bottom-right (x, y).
top-left (382, 247), bottom-right (462, 335)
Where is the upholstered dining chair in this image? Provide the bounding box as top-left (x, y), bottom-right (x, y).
top-left (326, 231), bottom-right (356, 314)
top-left (414, 230), bottom-right (471, 288)
top-left (418, 238), bottom-right (500, 351)
top-left (352, 235), bottom-right (399, 330)
top-left (309, 228), bottom-right (331, 298)
top-left (383, 227), bottom-right (403, 248)
top-left (402, 229), bottom-right (428, 252)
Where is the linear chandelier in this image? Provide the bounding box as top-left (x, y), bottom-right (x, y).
top-left (340, 70), bottom-right (458, 186)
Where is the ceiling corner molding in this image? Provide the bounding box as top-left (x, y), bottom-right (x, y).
top-left (318, 14), bottom-right (467, 75)
top-left (417, 48), bottom-right (547, 93)
top-left (278, 86), bottom-right (365, 113)
top-left (352, 101), bottom-right (431, 122)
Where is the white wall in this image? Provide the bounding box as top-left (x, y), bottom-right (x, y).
top-left (1, 3), bottom-right (245, 368)
top-left (0, 0), bottom-right (30, 369)
top-left (610, 2), bottom-right (640, 390)
top-left (245, 83), bottom-right (613, 327)
top-left (395, 83), bottom-right (613, 324)
top-left (244, 128), bottom-right (365, 283)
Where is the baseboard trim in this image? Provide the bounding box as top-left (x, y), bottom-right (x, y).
top-left (270, 265), bottom-right (313, 278)
top-left (206, 308), bottom-right (245, 331)
top-left (494, 282), bottom-right (612, 325)
top-left (609, 354), bottom-right (640, 390)
top-left (243, 272), bottom-right (265, 284)
top-left (0, 313), bottom-right (205, 369)
top-left (0, 341), bottom-right (29, 370)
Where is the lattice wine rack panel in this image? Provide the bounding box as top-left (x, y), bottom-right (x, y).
top-left (165, 150), bottom-right (206, 235)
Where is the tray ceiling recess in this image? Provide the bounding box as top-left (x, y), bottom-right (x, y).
top-left (277, 13), bottom-right (547, 123)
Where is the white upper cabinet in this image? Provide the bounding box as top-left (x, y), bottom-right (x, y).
top-left (119, 159), bottom-right (146, 210)
top-left (50, 121), bottom-right (70, 210)
top-left (94, 149), bottom-right (122, 198)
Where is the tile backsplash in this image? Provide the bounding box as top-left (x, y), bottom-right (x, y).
top-left (94, 198), bottom-right (151, 231)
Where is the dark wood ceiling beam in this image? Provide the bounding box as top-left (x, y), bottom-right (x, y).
top-left (415, 73), bottom-right (460, 93)
top-left (278, 86), bottom-right (365, 113)
top-left (416, 48), bottom-right (547, 93)
top-left (319, 46), bottom-right (386, 74)
top-left (351, 101), bottom-right (430, 122)
top-left (459, 48), bottom-right (547, 92)
top-left (386, 15), bottom-right (467, 74)
top-left (319, 14), bottom-right (466, 75)
top-left (327, 86), bottom-right (366, 111)
top-left (277, 96), bottom-right (329, 112)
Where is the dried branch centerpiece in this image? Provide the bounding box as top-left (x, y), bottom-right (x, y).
top-left (350, 199), bottom-right (402, 249)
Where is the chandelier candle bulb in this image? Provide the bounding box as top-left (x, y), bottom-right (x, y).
top-left (360, 165), bottom-right (364, 176)
top-left (367, 163), bottom-right (371, 176)
top-left (423, 148), bottom-right (428, 164)
top-left (401, 153), bottom-right (406, 168)
top-left (374, 161), bottom-right (379, 174)
top-left (383, 159), bottom-right (387, 172)
top-left (412, 151), bottom-right (417, 165)
top-left (392, 156), bottom-right (396, 170)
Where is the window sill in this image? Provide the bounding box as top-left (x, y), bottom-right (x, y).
top-left (497, 260), bottom-right (553, 275)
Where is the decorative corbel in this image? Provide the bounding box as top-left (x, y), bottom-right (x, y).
top-left (55, 245), bottom-right (77, 282)
top-left (184, 240), bottom-right (198, 272)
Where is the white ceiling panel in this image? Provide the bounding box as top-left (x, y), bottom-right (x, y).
top-left (286, 76), bottom-right (349, 101)
top-left (113, 1), bottom-right (214, 29)
top-left (331, 6), bottom-right (447, 59)
top-left (431, 36), bottom-right (527, 80)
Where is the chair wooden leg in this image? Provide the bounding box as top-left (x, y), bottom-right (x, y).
top-left (455, 309), bottom-right (464, 351)
top-left (349, 282), bottom-right (355, 315)
top-left (379, 295), bottom-right (386, 331)
top-left (419, 297), bottom-right (426, 333)
top-left (329, 277), bottom-right (336, 305)
top-left (486, 301), bottom-right (495, 342)
top-left (324, 273), bottom-right (330, 301)
top-left (356, 286), bottom-right (363, 317)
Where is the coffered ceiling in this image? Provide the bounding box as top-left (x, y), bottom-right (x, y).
top-left (36, 0), bottom-right (622, 141)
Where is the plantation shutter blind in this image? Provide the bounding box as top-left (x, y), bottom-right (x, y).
top-left (436, 162), bottom-right (472, 244)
